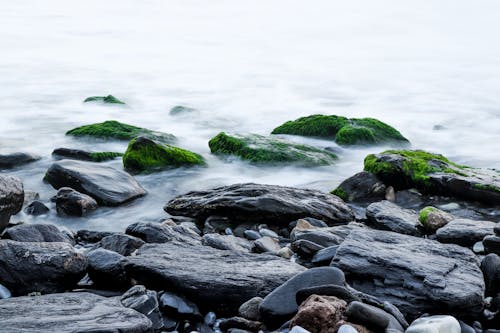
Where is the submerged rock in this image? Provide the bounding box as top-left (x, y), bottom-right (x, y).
top-left (169, 105), bottom-right (197, 115)
top-left (331, 171), bottom-right (386, 202)
top-left (0, 292), bottom-right (153, 333)
top-left (45, 159), bottom-right (146, 206)
top-left (363, 150), bottom-right (500, 205)
top-left (165, 183), bottom-right (354, 226)
top-left (0, 152), bottom-right (40, 169)
top-left (209, 132), bottom-right (338, 166)
top-left (83, 94), bottom-right (126, 104)
top-left (55, 187), bottom-right (98, 216)
top-left (332, 228), bottom-right (484, 319)
top-left (125, 241), bottom-right (305, 313)
top-left (0, 175), bottom-right (24, 232)
top-left (52, 147), bottom-right (123, 162)
top-left (365, 200), bottom-right (422, 236)
top-left (23, 200), bottom-right (49, 215)
top-left (66, 119), bottom-right (176, 143)
top-left (271, 114), bottom-right (409, 146)
top-left (0, 240), bottom-right (87, 295)
top-left (123, 136), bottom-right (205, 173)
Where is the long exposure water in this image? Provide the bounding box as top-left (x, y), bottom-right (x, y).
top-left (1, 0), bottom-right (499, 230)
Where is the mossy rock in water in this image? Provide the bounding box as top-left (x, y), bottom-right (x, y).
top-left (363, 149), bottom-right (500, 205)
top-left (169, 105), bottom-right (197, 116)
top-left (208, 132), bottom-right (337, 166)
top-left (271, 114), bottom-right (409, 146)
top-left (83, 95), bottom-right (125, 104)
top-left (66, 120), bottom-right (176, 143)
top-left (123, 136), bottom-right (205, 173)
top-left (52, 148), bottom-right (122, 162)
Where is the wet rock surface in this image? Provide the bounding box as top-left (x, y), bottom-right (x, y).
top-left (0, 175), bottom-right (24, 232)
top-left (436, 218), bottom-right (496, 247)
top-left (55, 187), bottom-right (98, 216)
top-left (0, 152), bottom-right (40, 169)
top-left (365, 200), bottom-right (422, 236)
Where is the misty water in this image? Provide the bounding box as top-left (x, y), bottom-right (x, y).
top-left (1, 0), bottom-right (499, 231)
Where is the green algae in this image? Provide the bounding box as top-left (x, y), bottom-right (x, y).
top-left (123, 137), bottom-right (205, 173)
top-left (331, 187), bottom-right (348, 201)
top-left (419, 206), bottom-right (438, 225)
top-left (66, 120), bottom-right (176, 143)
top-left (89, 152), bottom-right (123, 162)
top-left (208, 132), bottom-right (337, 166)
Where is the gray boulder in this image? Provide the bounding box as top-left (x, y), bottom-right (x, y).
top-left (0, 292), bottom-right (153, 332)
top-left (366, 200), bottom-right (422, 236)
top-left (331, 171), bottom-right (386, 202)
top-left (165, 183), bottom-right (354, 226)
top-left (0, 152), bottom-right (40, 169)
top-left (55, 187), bottom-right (98, 216)
top-left (332, 228), bottom-right (484, 319)
top-left (436, 218), bottom-right (496, 247)
top-left (45, 159), bottom-right (146, 206)
top-left (2, 223), bottom-right (74, 244)
top-left (0, 175), bottom-right (23, 232)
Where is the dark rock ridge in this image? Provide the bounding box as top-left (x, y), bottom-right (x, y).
top-left (0, 152), bottom-right (40, 169)
top-left (365, 200), bottom-right (422, 236)
top-left (165, 183), bottom-right (354, 226)
top-left (332, 228), bottom-right (484, 320)
top-left (0, 175), bottom-right (24, 232)
top-left (0, 292), bottom-right (153, 333)
top-left (0, 240), bottom-right (87, 295)
top-left (52, 147), bottom-right (123, 162)
top-left (45, 159), bottom-right (146, 206)
top-left (125, 241), bottom-right (305, 314)
top-left (364, 150), bottom-right (500, 205)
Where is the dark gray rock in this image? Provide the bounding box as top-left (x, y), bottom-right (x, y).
top-left (87, 248), bottom-right (129, 289)
top-left (311, 246), bottom-right (339, 266)
top-left (0, 175), bottom-right (23, 232)
top-left (98, 233), bottom-right (145, 256)
top-left (202, 233), bottom-right (252, 253)
top-left (121, 285), bottom-right (163, 331)
top-left (332, 228), bottom-right (485, 319)
top-left (204, 215), bottom-right (233, 234)
top-left (0, 292), bottom-right (153, 332)
top-left (2, 223), bottom-right (73, 244)
top-left (125, 241), bottom-right (305, 314)
top-left (159, 291), bottom-right (202, 320)
top-left (289, 218), bottom-right (329, 229)
top-left (0, 240), bottom-right (87, 295)
top-left (296, 284), bottom-right (361, 305)
top-left (126, 222), bottom-right (201, 244)
top-left (239, 297), bottom-right (263, 321)
top-left (244, 230), bottom-right (262, 240)
top-left (23, 200), bottom-right (49, 215)
top-left (45, 159), bottom-right (146, 206)
top-left (345, 301), bottom-right (404, 332)
top-left (0, 152), bottom-right (40, 169)
top-left (55, 187), bottom-right (98, 216)
top-left (291, 239), bottom-right (325, 258)
top-left (495, 223), bottom-right (500, 236)
top-left (436, 218), bottom-right (496, 247)
top-left (291, 229), bottom-right (344, 247)
top-left (333, 171), bottom-right (386, 202)
top-left (366, 200), bottom-right (422, 236)
top-left (254, 236), bottom-right (281, 254)
top-left (76, 229), bottom-right (114, 243)
top-left (482, 254), bottom-right (500, 296)
top-left (259, 267), bottom-right (345, 326)
top-left (165, 183), bottom-right (354, 226)
top-left (484, 236), bottom-right (500, 255)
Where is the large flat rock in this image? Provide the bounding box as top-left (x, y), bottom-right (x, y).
top-left (165, 183), bottom-right (354, 226)
top-left (125, 241), bottom-right (305, 313)
top-left (332, 228), bottom-right (484, 319)
top-left (45, 159), bottom-right (146, 206)
top-left (0, 292), bottom-right (153, 333)
top-left (366, 200), bottom-right (422, 236)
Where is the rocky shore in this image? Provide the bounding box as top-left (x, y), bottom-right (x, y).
top-left (0, 112), bottom-right (499, 333)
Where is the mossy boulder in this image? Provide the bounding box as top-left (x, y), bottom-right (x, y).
top-left (123, 136), bottom-right (205, 173)
top-left (363, 149), bottom-right (500, 205)
top-left (271, 114), bottom-right (409, 146)
top-left (330, 171), bottom-right (386, 202)
top-left (83, 95), bottom-right (125, 104)
top-left (66, 120), bottom-right (176, 143)
top-left (169, 105), bottom-right (197, 116)
top-left (418, 206), bottom-right (453, 233)
top-left (52, 148), bottom-right (122, 162)
top-left (208, 132), bottom-right (337, 166)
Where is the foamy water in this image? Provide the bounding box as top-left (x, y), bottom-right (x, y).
top-left (1, 0), bottom-right (499, 230)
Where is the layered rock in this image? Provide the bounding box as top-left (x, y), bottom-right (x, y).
top-left (45, 159), bottom-right (146, 206)
top-left (165, 183), bottom-right (354, 226)
top-left (365, 200), bottom-right (422, 236)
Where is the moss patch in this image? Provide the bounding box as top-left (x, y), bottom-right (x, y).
top-left (66, 120), bottom-right (176, 143)
top-left (331, 187), bottom-right (348, 201)
top-left (89, 152), bottom-right (123, 162)
top-left (419, 206), bottom-right (438, 225)
top-left (271, 114), bottom-right (409, 146)
top-left (208, 132), bottom-right (337, 166)
top-left (474, 183), bottom-right (500, 193)
top-left (123, 136), bottom-right (205, 173)
top-left (84, 95), bottom-right (125, 104)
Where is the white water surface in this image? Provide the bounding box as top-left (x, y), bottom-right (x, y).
top-left (1, 0), bottom-right (499, 230)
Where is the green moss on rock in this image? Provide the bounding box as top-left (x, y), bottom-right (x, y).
top-left (89, 152), bottom-right (123, 162)
top-left (123, 136), bottom-right (205, 173)
top-left (331, 187), bottom-right (348, 201)
top-left (66, 120), bottom-right (176, 143)
top-left (419, 206), bottom-right (438, 225)
top-left (271, 114), bottom-right (409, 146)
top-left (84, 95), bottom-right (125, 104)
top-left (208, 132), bottom-right (337, 166)
top-left (474, 183), bottom-right (500, 193)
